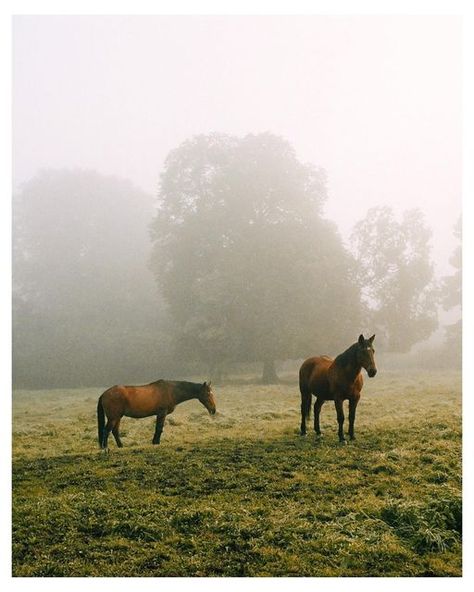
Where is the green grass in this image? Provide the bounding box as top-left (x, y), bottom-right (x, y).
top-left (12, 371), bottom-right (462, 576)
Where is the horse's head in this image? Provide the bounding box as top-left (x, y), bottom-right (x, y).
top-left (357, 334), bottom-right (377, 377)
top-left (199, 381), bottom-right (216, 415)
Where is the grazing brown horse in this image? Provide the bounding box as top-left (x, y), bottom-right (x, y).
top-left (97, 380), bottom-right (216, 450)
top-left (299, 335), bottom-right (377, 443)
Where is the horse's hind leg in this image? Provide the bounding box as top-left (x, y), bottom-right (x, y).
top-left (102, 418), bottom-right (119, 450)
top-left (112, 419), bottom-right (123, 448)
top-left (152, 410), bottom-right (166, 445)
top-left (314, 397), bottom-right (325, 435)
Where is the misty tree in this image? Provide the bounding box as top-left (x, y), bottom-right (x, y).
top-left (13, 169), bottom-right (170, 387)
top-left (150, 133), bottom-right (363, 382)
top-left (441, 217), bottom-right (461, 363)
top-left (351, 206), bottom-right (438, 352)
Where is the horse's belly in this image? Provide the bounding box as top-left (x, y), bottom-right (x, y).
top-left (321, 391), bottom-right (335, 401)
top-left (310, 377), bottom-right (332, 400)
top-left (123, 391), bottom-right (161, 418)
top-left (124, 408), bottom-right (156, 419)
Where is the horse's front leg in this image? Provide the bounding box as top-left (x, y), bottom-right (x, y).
top-left (348, 396), bottom-right (359, 440)
top-left (152, 409), bottom-right (167, 445)
top-left (334, 398), bottom-right (346, 444)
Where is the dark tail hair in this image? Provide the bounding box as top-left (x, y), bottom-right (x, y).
top-left (299, 381), bottom-right (312, 420)
top-left (97, 396), bottom-right (105, 447)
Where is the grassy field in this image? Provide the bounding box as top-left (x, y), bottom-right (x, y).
top-left (12, 370), bottom-right (462, 577)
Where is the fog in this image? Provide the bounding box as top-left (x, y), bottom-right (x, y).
top-left (13, 15), bottom-right (461, 274)
top-left (12, 16), bottom-right (462, 388)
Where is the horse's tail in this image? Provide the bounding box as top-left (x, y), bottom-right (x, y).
top-left (299, 372), bottom-right (312, 420)
top-left (97, 395), bottom-right (105, 447)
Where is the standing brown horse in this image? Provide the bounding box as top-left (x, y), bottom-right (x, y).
top-left (97, 380), bottom-right (216, 449)
top-left (299, 335), bottom-right (377, 443)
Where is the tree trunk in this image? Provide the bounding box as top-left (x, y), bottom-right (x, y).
top-left (262, 359), bottom-right (279, 384)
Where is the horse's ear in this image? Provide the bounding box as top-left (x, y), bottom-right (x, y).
top-left (203, 381), bottom-right (207, 387)
top-left (369, 334), bottom-right (375, 344)
top-left (358, 334), bottom-right (365, 346)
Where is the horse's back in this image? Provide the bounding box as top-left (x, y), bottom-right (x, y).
top-left (299, 356), bottom-right (333, 397)
top-left (100, 382), bottom-right (169, 418)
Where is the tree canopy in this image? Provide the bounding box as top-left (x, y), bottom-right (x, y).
top-left (351, 206), bottom-right (438, 352)
top-left (442, 216), bottom-right (461, 312)
top-left (441, 217), bottom-right (461, 364)
top-left (150, 133), bottom-right (363, 381)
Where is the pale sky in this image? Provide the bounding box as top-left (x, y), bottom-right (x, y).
top-left (12, 15), bottom-right (462, 276)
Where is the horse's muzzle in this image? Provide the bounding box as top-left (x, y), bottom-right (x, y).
top-left (368, 368), bottom-right (377, 378)
top-left (209, 408), bottom-right (216, 415)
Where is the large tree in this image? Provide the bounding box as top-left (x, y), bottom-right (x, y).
top-left (351, 206), bottom-right (438, 352)
top-left (151, 133), bottom-right (363, 382)
top-left (13, 169), bottom-right (170, 388)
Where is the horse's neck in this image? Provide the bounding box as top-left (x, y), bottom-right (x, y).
top-left (335, 346), bottom-right (361, 382)
top-left (345, 363), bottom-right (362, 383)
top-left (174, 384), bottom-right (200, 405)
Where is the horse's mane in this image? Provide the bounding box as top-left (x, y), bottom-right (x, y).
top-left (150, 379), bottom-right (203, 394)
top-left (334, 342), bottom-right (358, 368)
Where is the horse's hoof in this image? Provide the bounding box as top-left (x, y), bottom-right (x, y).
top-left (339, 439), bottom-right (347, 446)
top-left (300, 431), bottom-right (307, 437)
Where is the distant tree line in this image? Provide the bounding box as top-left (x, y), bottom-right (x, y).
top-left (13, 170), bottom-right (172, 388)
top-left (12, 134), bottom-right (460, 388)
